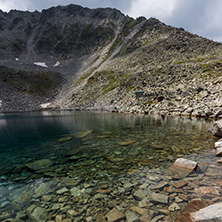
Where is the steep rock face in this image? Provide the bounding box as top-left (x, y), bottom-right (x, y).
top-left (0, 4), bottom-right (137, 111)
top-left (0, 5), bottom-right (127, 60)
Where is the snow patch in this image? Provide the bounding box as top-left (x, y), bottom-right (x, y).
top-left (40, 103), bottom-right (51, 108)
top-left (34, 62), bottom-right (48, 68)
top-left (15, 58), bottom-right (19, 61)
top-left (0, 100), bottom-right (2, 107)
top-left (53, 61), bottom-right (60, 67)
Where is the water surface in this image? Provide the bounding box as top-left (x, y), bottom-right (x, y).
top-left (0, 111), bottom-right (217, 221)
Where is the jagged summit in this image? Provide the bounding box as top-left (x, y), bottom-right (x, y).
top-left (0, 4), bottom-right (221, 116)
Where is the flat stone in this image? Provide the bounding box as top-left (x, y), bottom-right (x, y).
top-left (195, 186), bottom-right (220, 198)
top-left (172, 180), bottom-right (188, 188)
top-left (25, 159), bottom-right (53, 171)
top-left (215, 147), bottom-right (222, 156)
top-left (62, 219), bottom-right (72, 222)
top-left (133, 189), bottom-right (147, 201)
top-left (130, 206), bottom-right (148, 215)
top-left (148, 192), bottom-right (168, 204)
top-left (126, 211), bottom-right (139, 222)
top-left (64, 149), bottom-right (81, 157)
top-left (208, 120), bottom-right (222, 137)
top-left (97, 189), bottom-right (111, 194)
top-left (140, 216), bottom-right (151, 222)
top-left (151, 215), bottom-right (164, 222)
top-left (119, 140), bottom-right (135, 146)
top-left (74, 130), bottom-right (92, 138)
top-left (150, 181), bottom-right (168, 190)
top-left (105, 208), bottom-right (125, 222)
top-left (190, 202), bottom-right (222, 222)
top-left (165, 158), bottom-right (197, 178)
top-left (56, 187), bottom-right (69, 195)
top-left (58, 136), bottom-right (72, 142)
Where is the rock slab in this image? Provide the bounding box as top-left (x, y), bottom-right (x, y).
top-left (105, 208), bottom-right (125, 222)
top-left (165, 158), bottom-right (197, 178)
top-left (25, 159), bottom-right (53, 171)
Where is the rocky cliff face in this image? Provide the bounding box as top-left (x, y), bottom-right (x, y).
top-left (0, 4), bottom-right (222, 116)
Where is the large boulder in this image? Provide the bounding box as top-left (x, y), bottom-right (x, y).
top-left (190, 202), bottom-right (222, 222)
top-left (208, 120), bottom-right (222, 137)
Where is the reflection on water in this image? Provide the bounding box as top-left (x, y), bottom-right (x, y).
top-left (0, 111), bottom-right (217, 221)
top-left (0, 111), bottom-right (215, 183)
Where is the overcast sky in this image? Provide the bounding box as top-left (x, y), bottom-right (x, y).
top-left (0, 0), bottom-right (222, 42)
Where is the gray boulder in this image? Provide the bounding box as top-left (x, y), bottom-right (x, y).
top-left (209, 120), bottom-right (222, 137)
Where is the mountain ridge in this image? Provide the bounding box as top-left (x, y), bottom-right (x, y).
top-left (0, 4), bottom-right (221, 117)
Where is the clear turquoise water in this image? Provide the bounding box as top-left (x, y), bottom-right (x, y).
top-left (0, 111), bottom-right (215, 184)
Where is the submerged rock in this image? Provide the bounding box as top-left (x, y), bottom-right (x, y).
top-left (34, 182), bottom-right (53, 197)
top-left (190, 202), bottom-right (222, 222)
top-left (126, 211), bottom-right (139, 222)
top-left (105, 208), bottom-right (125, 222)
top-left (27, 206), bottom-right (48, 222)
top-left (208, 120), bottom-right (222, 137)
top-left (25, 159), bottom-right (53, 171)
top-left (148, 192), bottom-right (168, 204)
top-left (74, 130), bottom-right (92, 138)
top-left (58, 136), bottom-right (72, 142)
top-left (165, 158), bottom-right (197, 178)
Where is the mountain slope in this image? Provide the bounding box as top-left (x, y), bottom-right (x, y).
top-left (62, 18), bottom-right (222, 117)
top-left (0, 4), bottom-right (222, 117)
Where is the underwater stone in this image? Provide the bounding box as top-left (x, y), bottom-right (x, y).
top-left (105, 208), bottom-right (125, 222)
top-left (190, 202), bottom-right (222, 222)
top-left (165, 158), bottom-right (197, 179)
top-left (34, 183), bottom-right (53, 197)
top-left (56, 187), bottom-right (69, 195)
top-left (58, 136), bottom-right (72, 142)
top-left (133, 189), bottom-right (147, 201)
top-left (125, 211), bottom-right (139, 222)
top-left (148, 192), bottom-right (169, 204)
top-left (70, 187), bottom-right (81, 197)
top-left (74, 130), bottom-right (92, 138)
top-left (25, 159), bottom-right (53, 171)
top-left (27, 206), bottom-right (47, 222)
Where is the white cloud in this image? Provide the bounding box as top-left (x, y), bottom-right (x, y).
top-left (0, 0), bottom-right (222, 41)
top-left (128, 0), bottom-right (177, 20)
top-left (0, 0), bottom-right (30, 11)
top-left (127, 0), bottom-right (222, 42)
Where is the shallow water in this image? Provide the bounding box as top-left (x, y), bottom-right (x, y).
top-left (0, 111), bottom-right (217, 221)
